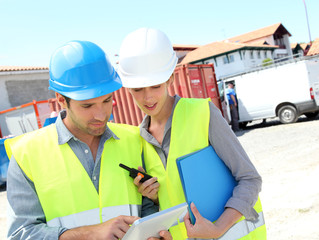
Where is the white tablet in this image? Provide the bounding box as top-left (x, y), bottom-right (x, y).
top-left (122, 202), bottom-right (188, 240)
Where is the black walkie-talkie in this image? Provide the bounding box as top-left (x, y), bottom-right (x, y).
top-left (119, 163), bottom-right (153, 183)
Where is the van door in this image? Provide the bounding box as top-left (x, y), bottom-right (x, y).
top-left (306, 57), bottom-right (319, 106)
top-left (313, 82), bottom-right (319, 106)
top-left (218, 81), bottom-right (230, 123)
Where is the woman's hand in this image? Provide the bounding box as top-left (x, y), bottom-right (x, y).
top-left (184, 203), bottom-right (242, 239)
top-left (184, 203), bottom-right (223, 239)
top-left (134, 166), bottom-right (159, 203)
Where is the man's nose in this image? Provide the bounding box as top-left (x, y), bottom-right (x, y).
top-left (93, 106), bottom-right (108, 121)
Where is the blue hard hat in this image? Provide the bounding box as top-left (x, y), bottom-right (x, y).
top-left (49, 40), bottom-right (122, 100)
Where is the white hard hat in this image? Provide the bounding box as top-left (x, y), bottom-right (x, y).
top-left (118, 28), bottom-right (178, 88)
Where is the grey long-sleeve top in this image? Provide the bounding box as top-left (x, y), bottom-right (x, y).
top-left (6, 111), bottom-right (158, 240)
top-left (139, 96), bottom-right (262, 220)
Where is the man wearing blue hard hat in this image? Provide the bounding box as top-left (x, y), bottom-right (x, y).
top-left (6, 40), bottom-right (170, 240)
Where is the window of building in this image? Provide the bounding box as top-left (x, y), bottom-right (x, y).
top-left (250, 51), bottom-right (254, 59)
top-left (229, 55), bottom-right (234, 63)
top-left (223, 55), bottom-right (235, 65)
top-left (275, 37), bottom-right (285, 48)
top-left (223, 56), bottom-right (229, 64)
top-left (257, 51), bottom-right (261, 59)
top-left (264, 51), bottom-right (267, 58)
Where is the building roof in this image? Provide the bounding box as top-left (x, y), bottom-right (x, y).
top-left (307, 38), bottom-right (319, 56)
top-left (291, 42), bottom-right (305, 51)
top-left (0, 66), bottom-right (48, 72)
top-left (173, 44), bottom-right (200, 51)
top-left (249, 40), bottom-right (270, 46)
top-left (291, 43), bottom-right (298, 49)
top-left (227, 23), bottom-right (291, 43)
top-left (300, 43), bottom-right (309, 50)
top-left (179, 41), bottom-right (277, 65)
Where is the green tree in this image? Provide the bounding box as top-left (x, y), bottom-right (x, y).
top-left (262, 58), bottom-right (273, 66)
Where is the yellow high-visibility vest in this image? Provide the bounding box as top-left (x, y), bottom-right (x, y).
top-left (9, 123), bottom-right (143, 228)
top-left (143, 98), bottom-right (266, 240)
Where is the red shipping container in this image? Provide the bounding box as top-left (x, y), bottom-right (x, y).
top-left (112, 64), bottom-right (223, 126)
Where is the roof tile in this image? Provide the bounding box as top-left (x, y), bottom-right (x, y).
top-left (173, 44), bottom-right (200, 50)
top-left (227, 23), bottom-right (291, 43)
top-left (180, 41), bottom-right (277, 65)
top-left (307, 38), bottom-right (319, 56)
top-left (0, 66), bottom-right (48, 72)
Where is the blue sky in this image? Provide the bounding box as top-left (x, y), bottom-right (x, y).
top-left (0, 0), bottom-right (318, 67)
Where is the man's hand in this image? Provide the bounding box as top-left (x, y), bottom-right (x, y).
top-left (134, 166), bottom-right (159, 203)
top-left (59, 215), bottom-right (139, 240)
top-left (148, 230), bottom-right (173, 240)
top-left (230, 95), bottom-right (237, 107)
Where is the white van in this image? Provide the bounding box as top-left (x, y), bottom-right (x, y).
top-left (220, 56), bottom-right (319, 126)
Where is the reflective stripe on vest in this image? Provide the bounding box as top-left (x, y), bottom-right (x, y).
top-left (217, 211), bottom-right (265, 240)
top-left (143, 98), bottom-right (266, 240)
top-left (47, 204), bottom-right (141, 228)
top-left (12, 123), bottom-right (143, 228)
top-left (171, 211), bottom-right (265, 240)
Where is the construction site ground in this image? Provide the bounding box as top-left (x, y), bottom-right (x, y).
top-left (0, 115), bottom-right (319, 240)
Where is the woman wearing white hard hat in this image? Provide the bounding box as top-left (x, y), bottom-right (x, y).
top-left (118, 28), bottom-right (266, 240)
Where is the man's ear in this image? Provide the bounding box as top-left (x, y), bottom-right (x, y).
top-left (55, 93), bottom-right (67, 109)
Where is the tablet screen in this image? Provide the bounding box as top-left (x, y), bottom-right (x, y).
top-left (122, 202), bottom-right (188, 240)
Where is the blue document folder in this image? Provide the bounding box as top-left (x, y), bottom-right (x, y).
top-left (176, 145), bottom-right (237, 224)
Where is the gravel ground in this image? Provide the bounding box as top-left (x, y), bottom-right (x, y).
top-left (236, 116), bottom-right (319, 240)
top-left (0, 115), bottom-right (318, 240)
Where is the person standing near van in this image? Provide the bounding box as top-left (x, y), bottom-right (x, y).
top-left (226, 82), bottom-right (240, 132)
top-left (6, 40), bottom-right (171, 240)
top-left (118, 28), bottom-right (266, 240)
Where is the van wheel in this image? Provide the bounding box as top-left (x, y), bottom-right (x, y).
top-left (304, 111), bottom-right (319, 119)
top-left (278, 105), bottom-right (298, 124)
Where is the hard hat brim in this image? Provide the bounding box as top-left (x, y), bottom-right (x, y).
top-left (118, 56), bottom-right (177, 88)
top-left (49, 72), bottom-right (122, 100)
top-left (119, 71), bottom-right (170, 88)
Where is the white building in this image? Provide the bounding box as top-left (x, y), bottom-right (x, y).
top-left (176, 23), bottom-right (294, 80)
top-left (179, 41), bottom-right (277, 79)
top-left (227, 23), bottom-right (292, 59)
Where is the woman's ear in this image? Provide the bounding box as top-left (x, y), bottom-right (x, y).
top-left (127, 88), bottom-right (134, 96)
top-left (167, 74), bottom-right (174, 86)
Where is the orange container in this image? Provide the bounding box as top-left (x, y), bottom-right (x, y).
top-left (0, 100), bottom-right (52, 137)
top-left (112, 64), bottom-right (223, 126)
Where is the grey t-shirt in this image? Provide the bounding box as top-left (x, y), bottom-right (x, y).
top-left (139, 96), bottom-right (262, 220)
